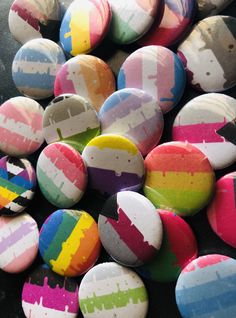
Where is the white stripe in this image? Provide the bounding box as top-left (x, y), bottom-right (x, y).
top-left (0, 114), bottom-right (43, 142)
top-left (0, 229), bottom-right (38, 267)
top-left (141, 47), bottom-right (158, 100)
top-left (12, 60), bottom-right (62, 76)
top-left (38, 152), bottom-right (83, 200)
top-left (102, 100), bottom-right (158, 134)
top-left (44, 109), bottom-right (99, 143)
top-left (22, 301), bottom-right (77, 318)
top-left (117, 192), bottom-right (162, 248)
top-left (6, 161), bottom-right (24, 175)
top-left (82, 146), bottom-right (144, 177)
top-left (66, 62), bottom-right (89, 98)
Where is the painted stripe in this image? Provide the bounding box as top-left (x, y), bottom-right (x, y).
top-left (0, 229), bottom-right (38, 267)
top-left (50, 213), bottom-right (94, 275)
top-left (0, 177), bottom-right (32, 194)
top-left (0, 186), bottom-right (19, 203)
top-left (40, 211), bottom-right (78, 261)
top-left (107, 207), bottom-right (157, 262)
top-left (22, 302), bottom-right (78, 318)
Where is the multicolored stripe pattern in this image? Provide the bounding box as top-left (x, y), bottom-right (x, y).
top-left (108, 0), bottom-right (162, 44)
top-left (43, 94), bottom-right (100, 153)
top-left (9, 0), bottom-right (61, 44)
top-left (54, 55), bottom-right (115, 112)
top-left (79, 262), bottom-right (148, 318)
top-left (39, 209), bottom-right (101, 277)
top-left (60, 0), bottom-right (111, 55)
top-left (137, 210), bottom-right (198, 282)
top-left (176, 255), bottom-right (236, 318)
top-left (178, 16), bottom-right (236, 92)
top-left (0, 96), bottom-right (44, 157)
top-left (99, 88), bottom-right (164, 156)
top-left (207, 172), bottom-right (236, 248)
top-left (82, 135), bottom-right (145, 196)
top-left (22, 264), bottom-right (79, 318)
top-left (0, 156), bottom-right (36, 215)
top-left (37, 142), bottom-right (87, 208)
top-left (117, 45), bottom-right (186, 114)
top-left (143, 141), bottom-right (215, 216)
top-left (140, 0), bottom-right (196, 47)
top-left (12, 38), bottom-right (66, 100)
top-left (173, 93), bottom-right (236, 170)
top-left (98, 191), bottom-right (163, 267)
top-left (0, 213), bottom-right (39, 273)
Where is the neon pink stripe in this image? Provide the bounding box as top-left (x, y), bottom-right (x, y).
top-left (22, 277), bottom-right (79, 313)
top-left (173, 121), bottom-right (227, 143)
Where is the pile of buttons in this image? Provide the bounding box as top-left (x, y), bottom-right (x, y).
top-left (0, 0), bottom-right (236, 317)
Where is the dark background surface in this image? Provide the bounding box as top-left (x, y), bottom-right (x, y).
top-left (0, 0), bottom-right (236, 317)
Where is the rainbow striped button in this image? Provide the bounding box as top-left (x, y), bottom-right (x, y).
top-left (39, 209), bottom-right (101, 277)
top-left (79, 262), bottom-right (148, 318)
top-left (0, 96), bottom-right (44, 157)
top-left (176, 255), bottom-right (236, 318)
top-left (54, 55), bottom-right (115, 112)
top-left (208, 172), bottom-right (236, 248)
top-left (22, 264), bottom-right (79, 318)
top-left (0, 156), bottom-right (36, 216)
top-left (0, 213), bottom-right (39, 273)
top-left (36, 142), bottom-right (87, 208)
top-left (82, 134), bottom-right (145, 196)
top-left (143, 141), bottom-right (215, 216)
top-left (98, 191), bottom-right (163, 266)
top-left (60, 0), bottom-right (111, 55)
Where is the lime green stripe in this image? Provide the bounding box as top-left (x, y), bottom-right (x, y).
top-left (80, 286), bottom-right (148, 314)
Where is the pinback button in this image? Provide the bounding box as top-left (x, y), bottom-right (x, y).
top-left (99, 88), bottom-right (164, 156)
top-left (43, 94), bottom-right (100, 153)
top-left (175, 254), bottom-right (236, 318)
top-left (0, 156), bottom-right (36, 216)
top-left (0, 96), bottom-right (44, 157)
top-left (0, 213), bottom-right (39, 273)
top-left (137, 210), bottom-right (198, 282)
top-left (107, 0), bottom-right (164, 44)
top-left (197, 0), bottom-right (233, 19)
top-left (207, 172), bottom-right (236, 248)
top-left (22, 264), bottom-right (79, 318)
top-left (60, 0), bottom-right (111, 56)
top-left (39, 209), bottom-right (101, 277)
top-left (140, 0), bottom-right (196, 47)
top-left (82, 134), bottom-right (145, 196)
top-left (8, 0), bottom-right (61, 44)
top-left (54, 55), bottom-right (116, 112)
top-left (12, 38), bottom-right (66, 100)
top-left (178, 15), bottom-right (236, 93)
top-left (36, 142), bottom-right (87, 208)
top-left (79, 262), bottom-right (149, 318)
top-left (117, 45), bottom-right (186, 114)
top-left (172, 93), bottom-right (236, 170)
top-left (143, 141), bottom-right (215, 216)
top-left (98, 191), bottom-right (163, 267)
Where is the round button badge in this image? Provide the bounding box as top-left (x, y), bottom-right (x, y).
top-left (99, 88), bottom-right (164, 156)
top-left (143, 141), bottom-right (215, 216)
top-left (98, 191), bottom-right (163, 267)
top-left (117, 45), bottom-right (186, 114)
top-left (39, 209), bottom-right (101, 277)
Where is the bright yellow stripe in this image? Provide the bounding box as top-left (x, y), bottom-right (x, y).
top-left (65, 8), bottom-right (91, 55)
top-left (0, 186), bottom-right (18, 201)
top-left (145, 171), bottom-right (214, 192)
top-left (88, 135), bottom-right (138, 155)
top-left (50, 213), bottom-right (94, 275)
